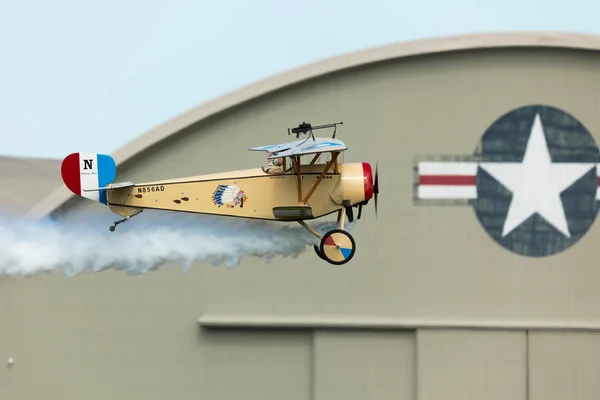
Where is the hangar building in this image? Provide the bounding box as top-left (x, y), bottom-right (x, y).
top-left (3, 31), bottom-right (600, 400)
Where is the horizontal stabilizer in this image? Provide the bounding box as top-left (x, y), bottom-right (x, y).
top-left (82, 181), bottom-right (135, 192)
top-left (61, 152), bottom-right (117, 205)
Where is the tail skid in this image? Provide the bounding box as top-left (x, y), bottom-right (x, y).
top-left (108, 208), bottom-right (143, 232)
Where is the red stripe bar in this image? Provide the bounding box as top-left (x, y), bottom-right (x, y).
top-left (419, 175), bottom-right (476, 186)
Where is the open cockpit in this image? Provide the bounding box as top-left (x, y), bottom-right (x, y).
top-left (249, 121), bottom-right (347, 177)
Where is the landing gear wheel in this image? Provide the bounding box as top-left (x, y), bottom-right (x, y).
top-left (109, 225), bottom-right (115, 232)
top-left (314, 244), bottom-right (325, 259)
top-left (319, 229), bottom-right (356, 265)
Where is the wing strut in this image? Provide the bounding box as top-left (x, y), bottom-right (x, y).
top-left (301, 151), bottom-right (340, 204)
top-left (294, 156), bottom-right (302, 203)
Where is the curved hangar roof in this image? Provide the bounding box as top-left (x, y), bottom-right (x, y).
top-left (26, 31), bottom-right (600, 219)
top-left (0, 156), bottom-right (61, 216)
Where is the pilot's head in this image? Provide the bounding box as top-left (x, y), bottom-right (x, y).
top-left (272, 157), bottom-right (283, 166)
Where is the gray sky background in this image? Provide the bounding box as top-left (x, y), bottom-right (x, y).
top-left (1, 0), bottom-right (597, 159)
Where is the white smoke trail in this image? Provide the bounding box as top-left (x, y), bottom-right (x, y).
top-left (0, 210), bottom-right (355, 277)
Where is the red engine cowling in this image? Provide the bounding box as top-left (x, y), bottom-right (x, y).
top-left (331, 162), bottom-right (374, 206)
top-left (362, 162), bottom-right (374, 202)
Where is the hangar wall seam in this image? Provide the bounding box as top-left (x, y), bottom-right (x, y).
top-left (198, 314), bottom-right (600, 332)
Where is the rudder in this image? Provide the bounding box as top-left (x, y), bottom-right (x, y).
top-left (61, 152), bottom-right (117, 204)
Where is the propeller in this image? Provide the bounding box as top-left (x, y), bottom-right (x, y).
top-left (373, 163), bottom-right (379, 217)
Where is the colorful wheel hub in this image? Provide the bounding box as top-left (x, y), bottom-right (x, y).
top-left (319, 229), bottom-right (356, 265)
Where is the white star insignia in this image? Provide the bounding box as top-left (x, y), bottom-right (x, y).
top-left (479, 114), bottom-right (595, 238)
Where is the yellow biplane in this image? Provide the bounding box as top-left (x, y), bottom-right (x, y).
top-left (61, 122), bottom-right (379, 265)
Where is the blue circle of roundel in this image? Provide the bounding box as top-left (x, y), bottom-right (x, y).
top-left (472, 105), bottom-right (600, 257)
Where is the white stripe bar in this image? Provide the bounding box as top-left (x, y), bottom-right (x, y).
top-left (418, 185), bottom-right (477, 199)
top-left (418, 161), bottom-right (478, 176)
top-left (79, 153), bottom-right (100, 202)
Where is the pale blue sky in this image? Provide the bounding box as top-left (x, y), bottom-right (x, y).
top-left (0, 0), bottom-right (598, 159)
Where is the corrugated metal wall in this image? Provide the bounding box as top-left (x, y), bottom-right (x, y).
top-left (3, 43), bottom-right (600, 399)
top-left (197, 325), bottom-right (600, 400)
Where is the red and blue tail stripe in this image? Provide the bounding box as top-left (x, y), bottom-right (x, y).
top-left (61, 153), bottom-right (117, 205)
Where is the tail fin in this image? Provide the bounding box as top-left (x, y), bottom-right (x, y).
top-left (61, 152), bottom-right (117, 205)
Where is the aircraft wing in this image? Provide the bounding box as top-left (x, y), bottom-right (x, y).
top-left (247, 138), bottom-right (307, 153)
top-left (249, 138), bottom-right (346, 158)
top-left (273, 138), bottom-right (347, 158)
